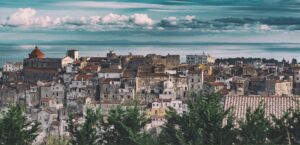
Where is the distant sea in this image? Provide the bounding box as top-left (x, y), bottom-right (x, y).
top-left (1, 43), bottom-right (300, 66)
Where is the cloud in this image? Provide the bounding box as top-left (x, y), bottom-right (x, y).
top-left (2, 8), bottom-right (154, 29)
top-left (99, 13), bottom-right (154, 26)
top-left (259, 24), bottom-right (271, 31)
top-left (2, 8), bottom-right (300, 33)
top-left (101, 13), bottom-right (129, 24)
top-left (4, 8), bottom-right (53, 27)
top-left (129, 14), bottom-right (154, 26)
top-left (185, 15), bottom-right (196, 22)
top-left (159, 17), bottom-right (178, 27)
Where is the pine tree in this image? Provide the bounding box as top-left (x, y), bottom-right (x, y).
top-left (68, 108), bottom-right (103, 145)
top-left (288, 109), bottom-right (300, 144)
top-left (104, 105), bottom-right (150, 145)
top-left (0, 105), bottom-right (40, 145)
top-left (44, 136), bottom-right (69, 145)
top-left (159, 93), bottom-right (237, 145)
top-left (238, 103), bottom-right (271, 144)
top-left (268, 110), bottom-right (294, 145)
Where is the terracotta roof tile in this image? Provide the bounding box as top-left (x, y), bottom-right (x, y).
top-left (29, 46), bottom-right (45, 59)
top-left (224, 96), bottom-right (300, 121)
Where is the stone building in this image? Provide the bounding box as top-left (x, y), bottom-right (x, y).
top-left (266, 80), bottom-right (293, 96)
top-left (3, 62), bottom-right (23, 72)
top-left (248, 77), bottom-right (266, 95)
top-left (242, 66), bottom-right (257, 77)
top-left (187, 69), bottom-right (204, 96)
top-left (293, 68), bottom-right (300, 95)
top-left (186, 52), bottom-right (215, 65)
top-left (23, 46), bottom-right (74, 83)
top-left (144, 54), bottom-right (180, 69)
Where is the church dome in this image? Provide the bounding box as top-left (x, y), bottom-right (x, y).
top-left (29, 46), bottom-right (45, 59)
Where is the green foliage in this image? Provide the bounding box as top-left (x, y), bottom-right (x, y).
top-left (159, 93), bottom-right (237, 145)
top-left (238, 103), bottom-right (271, 144)
top-left (68, 108), bottom-right (103, 145)
top-left (290, 109), bottom-right (300, 143)
top-left (0, 105), bottom-right (40, 145)
top-left (268, 110), bottom-right (293, 144)
top-left (44, 136), bottom-right (69, 145)
top-left (5, 93), bottom-right (300, 145)
top-left (104, 106), bottom-right (153, 145)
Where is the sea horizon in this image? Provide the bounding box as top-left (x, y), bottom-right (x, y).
top-left (1, 42), bottom-right (300, 66)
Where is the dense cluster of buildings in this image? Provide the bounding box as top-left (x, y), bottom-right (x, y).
top-left (1, 46), bottom-right (300, 143)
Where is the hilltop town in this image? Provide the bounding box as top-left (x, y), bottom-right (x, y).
top-left (1, 46), bottom-right (300, 143)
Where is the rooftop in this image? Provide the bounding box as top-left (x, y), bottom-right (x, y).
top-left (29, 46), bottom-right (45, 59)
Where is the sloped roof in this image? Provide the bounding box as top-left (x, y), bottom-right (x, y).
top-left (224, 96), bottom-right (300, 121)
top-left (74, 74), bottom-right (95, 81)
top-left (29, 46), bottom-right (45, 59)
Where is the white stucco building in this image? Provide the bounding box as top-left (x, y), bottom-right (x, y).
top-left (3, 62), bottom-right (23, 72)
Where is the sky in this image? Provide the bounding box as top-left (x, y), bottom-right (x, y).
top-left (1, 0), bottom-right (300, 45)
top-left (1, 0), bottom-right (300, 66)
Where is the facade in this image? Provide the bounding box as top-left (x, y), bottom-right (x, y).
top-left (145, 54), bottom-right (180, 69)
top-left (275, 81), bottom-right (293, 96)
top-left (68, 74), bottom-right (96, 99)
top-left (67, 49), bottom-right (79, 61)
top-left (187, 69), bottom-right (204, 96)
top-left (248, 77), bottom-right (266, 95)
top-left (98, 69), bottom-right (123, 79)
top-left (3, 62), bottom-right (23, 72)
top-left (242, 66), bottom-right (257, 77)
top-left (39, 81), bottom-right (65, 104)
top-left (146, 99), bottom-right (188, 130)
top-left (186, 52), bottom-right (215, 65)
top-left (293, 69), bottom-right (300, 95)
top-left (23, 46), bottom-right (74, 83)
top-left (230, 77), bottom-right (249, 96)
top-left (159, 78), bottom-right (177, 100)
